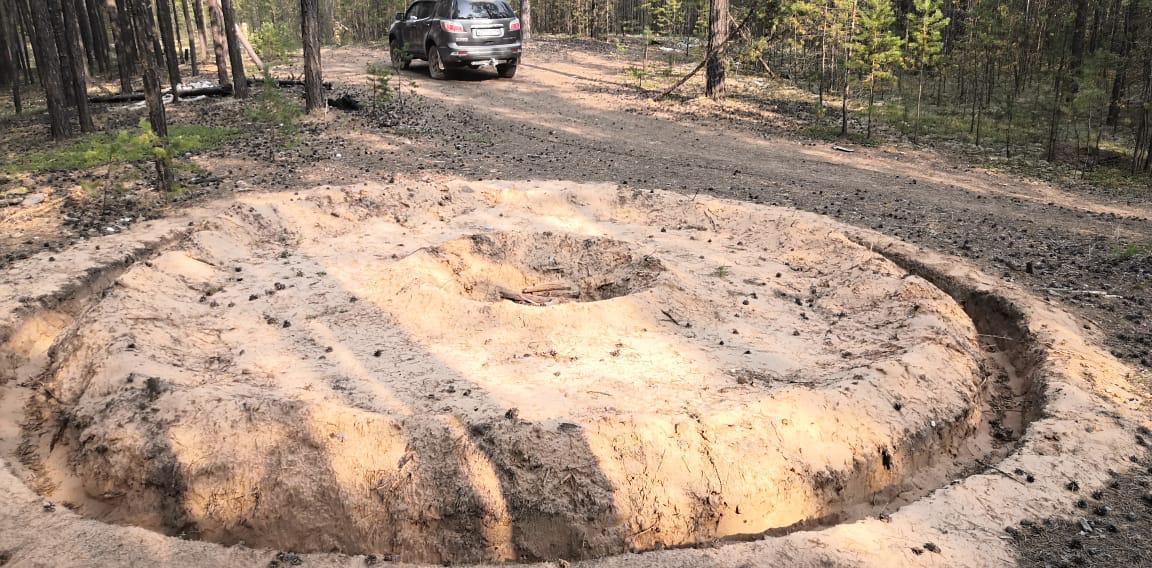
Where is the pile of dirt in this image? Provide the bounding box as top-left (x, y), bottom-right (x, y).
top-left (10, 180), bottom-right (1008, 563)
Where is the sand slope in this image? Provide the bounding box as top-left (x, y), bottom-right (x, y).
top-left (0, 179), bottom-right (1145, 567)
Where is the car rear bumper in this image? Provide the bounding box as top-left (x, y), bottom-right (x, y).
top-left (437, 43), bottom-right (522, 65)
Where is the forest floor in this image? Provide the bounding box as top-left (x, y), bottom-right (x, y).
top-left (1, 36), bottom-right (1151, 566)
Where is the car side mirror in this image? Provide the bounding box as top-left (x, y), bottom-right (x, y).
top-left (395, 12), bottom-right (403, 20)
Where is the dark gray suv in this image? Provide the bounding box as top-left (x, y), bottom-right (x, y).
top-left (389, 0), bottom-right (522, 79)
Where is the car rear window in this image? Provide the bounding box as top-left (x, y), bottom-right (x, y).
top-left (406, 2), bottom-right (434, 18)
top-left (453, 0), bottom-right (514, 19)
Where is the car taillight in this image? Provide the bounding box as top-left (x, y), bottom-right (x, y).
top-left (509, 18), bottom-right (521, 31)
top-left (441, 21), bottom-right (465, 33)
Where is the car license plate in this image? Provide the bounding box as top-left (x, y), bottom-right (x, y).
top-left (473, 28), bottom-right (502, 38)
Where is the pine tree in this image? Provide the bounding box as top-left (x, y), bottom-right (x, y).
top-left (904, 0), bottom-right (947, 136)
top-left (840, 0), bottom-right (858, 136)
top-left (848, 0), bottom-right (902, 138)
top-left (647, 0), bottom-right (682, 35)
top-left (300, 0), bottom-right (324, 113)
top-left (779, 0), bottom-right (823, 103)
top-left (692, 0), bottom-right (708, 41)
top-left (705, 0), bottom-right (728, 99)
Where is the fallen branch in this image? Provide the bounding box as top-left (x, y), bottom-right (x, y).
top-left (90, 83), bottom-right (233, 103)
top-left (976, 333), bottom-right (1020, 342)
top-left (235, 25), bottom-right (265, 70)
top-left (976, 459), bottom-right (1027, 485)
top-left (700, 207), bottom-right (719, 231)
top-left (88, 79), bottom-right (334, 103)
top-left (736, 25), bottom-right (775, 77)
top-left (540, 290), bottom-right (581, 299)
top-left (1041, 288), bottom-right (1123, 299)
top-left (523, 283), bottom-right (573, 294)
top-left (660, 308), bottom-right (688, 327)
top-left (498, 286), bottom-right (546, 306)
top-left (259, 78), bottom-right (334, 89)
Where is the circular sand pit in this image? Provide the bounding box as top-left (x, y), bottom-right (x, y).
top-left (6, 181), bottom-right (1058, 564)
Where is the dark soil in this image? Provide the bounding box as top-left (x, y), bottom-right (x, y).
top-left (1014, 450), bottom-right (1152, 567)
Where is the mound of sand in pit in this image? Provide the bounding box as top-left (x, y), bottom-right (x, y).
top-left (16, 180), bottom-right (1011, 563)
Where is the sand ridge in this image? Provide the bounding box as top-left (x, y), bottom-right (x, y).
top-left (0, 178), bottom-right (1145, 567)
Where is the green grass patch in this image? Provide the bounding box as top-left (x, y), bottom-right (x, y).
top-left (391, 126), bottom-right (424, 138)
top-left (878, 102), bottom-right (970, 139)
top-left (0, 105), bottom-right (47, 120)
top-left (460, 132), bottom-right (492, 144)
top-left (246, 78), bottom-right (304, 137)
top-left (710, 265), bottom-right (732, 278)
top-left (1111, 242), bottom-right (1152, 260)
top-left (1, 124), bottom-right (239, 174)
top-left (1080, 165), bottom-right (1152, 195)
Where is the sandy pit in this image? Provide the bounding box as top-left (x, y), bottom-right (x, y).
top-left (0, 179), bottom-right (1146, 567)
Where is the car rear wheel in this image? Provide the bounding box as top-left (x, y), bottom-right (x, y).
top-left (428, 47), bottom-right (447, 80)
top-left (390, 40), bottom-right (410, 70)
top-left (496, 62), bottom-right (517, 79)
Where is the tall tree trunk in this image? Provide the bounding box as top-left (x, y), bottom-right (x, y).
top-left (191, 0), bottom-right (207, 61)
top-left (915, 67), bottom-right (925, 137)
top-left (27, 0), bottom-right (72, 139)
top-left (704, 0), bottom-right (727, 99)
top-left (319, 0), bottom-right (332, 43)
top-left (14, 0), bottom-right (34, 84)
top-left (49, 0), bottom-right (77, 106)
top-left (841, 0), bottom-right (858, 136)
top-left (113, 0), bottom-right (139, 82)
top-left (975, 80), bottom-right (983, 146)
top-left (72, 0), bottom-right (96, 72)
top-left (106, 0), bottom-right (132, 91)
top-left (1070, 0), bottom-right (1089, 75)
top-left (0, 0), bottom-right (14, 88)
top-left (1106, 0), bottom-right (1136, 127)
top-left (154, 0), bottom-right (182, 98)
top-left (301, 0), bottom-right (323, 112)
top-left (1136, 58), bottom-right (1152, 171)
top-left (1005, 64), bottom-right (1022, 159)
top-left (206, 0), bottom-right (228, 85)
top-left (817, 2), bottom-right (828, 113)
top-left (87, 0), bottom-right (112, 72)
top-left (219, 0), bottom-right (246, 96)
top-left (127, 0), bottom-right (173, 192)
top-left (1047, 55), bottom-right (1066, 162)
top-left (588, 0), bottom-right (597, 38)
top-left (521, 0), bottom-right (531, 41)
top-left (62, 0), bottom-right (95, 131)
top-left (0, 0), bottom-right (20, 113)
top-left (172, 0), bottom-right (184, 59)
top-left (181, 0), bottom-right (197, 75)
top-left (867, 72), bottom-right (875, 139)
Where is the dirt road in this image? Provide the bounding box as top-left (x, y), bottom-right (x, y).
top-left (315, 41), bottom-right (1150, 371)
